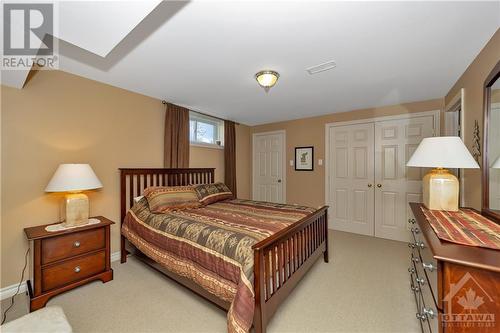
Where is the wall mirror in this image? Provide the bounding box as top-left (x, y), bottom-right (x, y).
top-left (444, 88), bottom-right (465, 206)
top-left (482, 61), bottom-right (500, 222)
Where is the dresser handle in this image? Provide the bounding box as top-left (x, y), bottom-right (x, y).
top-left (411, 241), bottom-right (425, 249)
top-left (74, 266), bottom-right (81, 273)
top-left (74, 241), bottom-right (81, 248)
top-left (415, 277), bottom-right (426, 285)
top-left (408, 218), bottom-right (416, 224)
top-left (408, 242), bottom-right (415, 248)
top-left (411, 285), bottom-right (420, 293)
top-left (422, 262), bottom-right (435, 272)
top-left (411, 227), bottom-right (420, 234)
top-left (416, 312), bottom-right (427, 321)
top-left (408, 267), bottom-right (415, 273)
top-left (423, 307), bottom-right (436, 319)
top-left (411, 257), bottom-right (420, 263)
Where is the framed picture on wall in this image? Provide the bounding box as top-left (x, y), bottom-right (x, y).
top-left (295, 146), bottom-right (314, 171)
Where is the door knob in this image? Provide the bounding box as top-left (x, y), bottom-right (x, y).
top-left (377, 184), bottom-right (382, 188)
top-left (368, 184), bottom-right (373, 188)
top-left (277, 179), bottom-right (282, 183)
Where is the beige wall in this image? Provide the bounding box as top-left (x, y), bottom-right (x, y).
top-left (0, 70), bottom-right (251, 288)
top-left (251, 99), bottom-right (444, 208)
top-left (445, 29), bottom-right (500, 210)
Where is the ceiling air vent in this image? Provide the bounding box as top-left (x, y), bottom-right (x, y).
top-left (306, 60), bottom-right (336, 75)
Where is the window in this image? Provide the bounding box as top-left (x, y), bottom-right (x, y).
top-left (189, 111), bottom-right (224, 147)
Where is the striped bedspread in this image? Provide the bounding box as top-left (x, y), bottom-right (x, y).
top-left (122, 197), bottom-right (315, 333)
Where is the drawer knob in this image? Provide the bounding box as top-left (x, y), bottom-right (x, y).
top-left (408, 218), bottom-right (416, 224)
top-left (411, 285), bottom-right (420, 293)
top-left (416, 312), bottom-right (427, 321)
top-left (74, 241), bottom-right (81, 248)
top-left (411, 257), bottom-right (420, 263)
top-left (408, 267), bottom-right (415, 273)
top-left (417, 241), bottom-right (425, 249)
top-left (74, 266), bottom-right (81, 273)
top-left (411, 227), bottom-right (420, 234)
top-left (422, 262), bottom-right (436, 272)
top-left (408, 242), bottom-right (415, 248)
top-left (423, 307), bottom-right (436, 319)
top-left (416, 277), bottom-right (426, 285)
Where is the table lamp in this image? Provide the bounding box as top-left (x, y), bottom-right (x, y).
top-left (45, 164), bottom-right (103, 227)
top-left (406, 137), bottom-right (479, 211)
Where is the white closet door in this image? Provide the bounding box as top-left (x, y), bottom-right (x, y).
top-left (329, 123), bottom-right (375, 235)
top-left (374, 116), bottom-right (435, 242)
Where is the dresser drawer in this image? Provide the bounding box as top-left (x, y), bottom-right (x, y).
top-left (42, 251), bottom-right (106, 292)
top-left (42, 228), bottom-right (105, 264)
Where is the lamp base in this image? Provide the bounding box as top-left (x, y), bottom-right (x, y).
top-left (422, 168), bottom-right (459, 211)
top-left (62, 193), bottom-right (89, 227)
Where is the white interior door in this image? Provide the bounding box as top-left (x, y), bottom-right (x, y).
top-left (253, 131), bottom-right (285, 203)
top-left (374, 116), bottom-right (435, 242)
top-left (328, 123), bottom-right (375, 235)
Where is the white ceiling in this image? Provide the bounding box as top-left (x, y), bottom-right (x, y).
top-left (4, 1), bottom-right (500, 125)
top-left (0, 0), bottom-right (162, 87)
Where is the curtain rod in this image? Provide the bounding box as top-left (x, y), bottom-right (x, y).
top-left (162, 100), bottom-right (240, 125)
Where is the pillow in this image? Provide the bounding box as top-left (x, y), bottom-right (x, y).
top-left (144, 186), bottom-right (202, 213)
top-left (133, 195), bottom-right (144, 203)
top-left (193, 182), bottom-right (233, 205)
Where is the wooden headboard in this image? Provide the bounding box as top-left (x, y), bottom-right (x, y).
top-left (119, 168), bottom-right (215, 223)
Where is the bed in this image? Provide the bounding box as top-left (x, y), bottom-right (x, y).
top-left (120, 168), bottom-right (329, 333)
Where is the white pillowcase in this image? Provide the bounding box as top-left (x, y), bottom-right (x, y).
top-left (133, 195), bottom-right (144, 203)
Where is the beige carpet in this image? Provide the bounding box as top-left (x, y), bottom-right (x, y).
top-left (2, 231), bottom-right (420, 332)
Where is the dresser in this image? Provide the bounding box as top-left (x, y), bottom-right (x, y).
top-left (24, 217), bottom-right (114, 311)
top-left (408, 203), bottom-right (500, 333)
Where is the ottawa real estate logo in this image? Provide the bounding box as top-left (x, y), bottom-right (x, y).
top-left (442, 272), bottom-right (495, 329)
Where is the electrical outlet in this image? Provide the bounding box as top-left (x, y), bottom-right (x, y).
top-left (318, 159), bottom-right (323, 166)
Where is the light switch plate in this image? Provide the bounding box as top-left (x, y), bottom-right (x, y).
top-left (290, 160), bottom-right (294, 166)
top-left (318, 159), bottom-right (323, 166)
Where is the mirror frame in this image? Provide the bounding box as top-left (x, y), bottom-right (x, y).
top-left (482, 60), bottom-right (500, 223)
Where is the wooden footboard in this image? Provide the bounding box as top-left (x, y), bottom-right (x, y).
top-left (252, 206), bottom-right (329, 333)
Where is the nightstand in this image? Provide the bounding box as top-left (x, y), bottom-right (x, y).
top-left (24, 216), bottom-right (114, 311)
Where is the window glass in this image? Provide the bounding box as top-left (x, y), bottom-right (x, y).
top-left (189, 112), bottom-right (223, 146)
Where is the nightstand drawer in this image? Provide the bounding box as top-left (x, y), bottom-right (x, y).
top-left (42, 228), bottom-right (105, 264)
top-left (42, 251), bottom-right (106, 292)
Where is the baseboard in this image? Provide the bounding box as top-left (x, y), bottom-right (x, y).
top-left (110, 251), bottom-right (121, 263)
top-left (0, 251), bottom-right (122, 301)
top-left (0, 281), bottom-right (28, 301)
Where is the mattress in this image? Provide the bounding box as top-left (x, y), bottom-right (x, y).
top-left (122, 197), bottom-right (314, 333)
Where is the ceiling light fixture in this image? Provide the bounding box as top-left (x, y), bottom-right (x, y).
top-left (255, 70), bottom-right (279, 91)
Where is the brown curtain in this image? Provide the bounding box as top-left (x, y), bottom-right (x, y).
top-left (224, 120), bottom-right (237, 196)
top-left (164, 102), bottom-right (190, 168)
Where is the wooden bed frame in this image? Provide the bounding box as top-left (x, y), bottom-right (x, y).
top-left (120, 168), bottom-right (329, 333)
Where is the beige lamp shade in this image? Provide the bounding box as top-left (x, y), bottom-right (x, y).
top-left (45, 164), bottom-right (102, 192)
top-left (406, 137), bottom-right (479, 169)
top-left (491, 155), bottom-right (500, 169)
